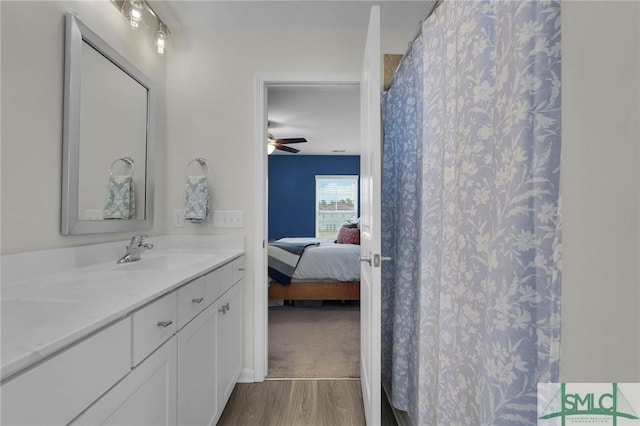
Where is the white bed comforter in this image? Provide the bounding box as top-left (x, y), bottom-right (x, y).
top-left (276, 238), bottom-right (361, 282)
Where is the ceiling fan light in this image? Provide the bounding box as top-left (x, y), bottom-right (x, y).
top-left (267, 144), bottom-right (276, 155)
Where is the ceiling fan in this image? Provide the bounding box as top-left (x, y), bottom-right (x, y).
top-left (267, 133), bottom-right (308, 154)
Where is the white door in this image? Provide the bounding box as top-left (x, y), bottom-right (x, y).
top-left (360, 5), bottom-right (382, 425)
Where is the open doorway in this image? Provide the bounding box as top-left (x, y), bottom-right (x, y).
top-left (253, 75), bottom-right (362, 380)
top-left (267, 83), bottom-right (361, 379)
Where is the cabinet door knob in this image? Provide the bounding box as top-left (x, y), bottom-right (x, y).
top-left (192, 297), bottom-right (204, 304)
top-left (157, 320), bottom-right (173, 328)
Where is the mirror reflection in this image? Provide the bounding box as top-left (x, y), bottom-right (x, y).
top-left (77, 41), bottom-right (147, 221)
top-left (61, 13), bottom-right (155, 235)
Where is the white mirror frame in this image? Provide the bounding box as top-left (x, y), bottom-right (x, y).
top-left (61, 13), bottom-right (155, 235)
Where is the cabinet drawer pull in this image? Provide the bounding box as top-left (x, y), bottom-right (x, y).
top-left (224, 302), bottom-right (230, 311)
top-left (237, 268), bottom-right (245, 271)
top-left (192, 297), bottom-right (204, 304)
top-left (218, 306), bottom-right (227, 314)
top-left (156, 320), bottom-right (173, 328)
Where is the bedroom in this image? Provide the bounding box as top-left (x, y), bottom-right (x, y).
top-left (266, 83), bottom-right (362, 379)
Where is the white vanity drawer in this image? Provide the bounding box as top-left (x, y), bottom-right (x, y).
top-left (177, 275), bottom-right (207, 329)
top-left (232, 256), bottom-right (245, 284)
top-left (1, 318), bottom-right (131, 426)
top-left (131, 292), bottom-right (177, 366)
top-left (205, 263), bottom-right (233, 303)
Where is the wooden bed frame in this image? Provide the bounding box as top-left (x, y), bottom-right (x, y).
top-left (268, 280), bottom-right (360, 301)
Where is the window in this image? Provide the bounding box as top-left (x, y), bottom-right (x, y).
top-left (315, 175), bottom-right (359, 238)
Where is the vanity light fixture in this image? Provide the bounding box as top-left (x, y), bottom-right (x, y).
top-left (110, 0), bottom-right (170, 55)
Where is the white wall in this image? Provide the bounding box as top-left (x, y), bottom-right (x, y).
top-left (0, 1), bottom-right (167, 254)
top-left (165, 25), bottom-right (414, 376)
top-left (561, 1), bottom-right (640, 381)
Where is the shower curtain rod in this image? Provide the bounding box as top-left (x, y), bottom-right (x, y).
top-left (388, 0), bottom-right (442, 89)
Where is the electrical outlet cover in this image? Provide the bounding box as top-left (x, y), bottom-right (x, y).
top-left (173, 209), bottom-right (185, 227)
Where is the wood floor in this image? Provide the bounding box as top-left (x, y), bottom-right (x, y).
top-left (218, 380), bottom-right (398, 426)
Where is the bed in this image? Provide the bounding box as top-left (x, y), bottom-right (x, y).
top-left (268, 237), bottom-right (361, 301)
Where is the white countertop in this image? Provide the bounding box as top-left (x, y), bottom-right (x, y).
top-left (0, 235), bottom-right (244, 381)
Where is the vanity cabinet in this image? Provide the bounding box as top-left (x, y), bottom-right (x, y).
top-left (217, 255), bottom-right (244, 409)
top-left (71, 290), bottom-right (179, 425)
top-left (1, 254), bottom-right (244, 426)
top-left (177, 275), bottom-right (206, 329)
top-left (0, 318), bottom-right (131, 426)
top-left (177, 294), bottom-right (219, 425)
top-left (215, 280), bottom-right (244, 410)
top-left (70, 336), bottom-right (177, 426)
top-left (132, 291), bottom-right (178, 366)
top-left (177, 257), bottom-right (244, 426)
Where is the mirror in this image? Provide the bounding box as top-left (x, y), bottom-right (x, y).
top-left (62, 13), bottom-right (155, 234)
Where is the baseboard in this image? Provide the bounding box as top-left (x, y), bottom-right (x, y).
top-left (265, 377), bottom-right (361, 381)
top-left (382, 381), bottom-right (412, 426)
top-left (238, 368), bottom-right (255, 383)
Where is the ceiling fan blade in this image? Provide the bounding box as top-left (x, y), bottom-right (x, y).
top-left (276, 145), bottom-right (300, 154)
top-left (275, 138), bottom-right (307, 144)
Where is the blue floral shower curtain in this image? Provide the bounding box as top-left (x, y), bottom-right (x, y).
top-left (381, 1), bottom-right (562, 425)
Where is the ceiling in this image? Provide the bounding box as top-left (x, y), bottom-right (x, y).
top-left (149, 1), bottom-right (431, 155)
top-left (149, 1), bottom-right (430, 30)
top-left (268, 85), bottom-right (360, 155)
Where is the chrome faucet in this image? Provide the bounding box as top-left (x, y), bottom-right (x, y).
top-left (117, 234), bottom-right (154, 264)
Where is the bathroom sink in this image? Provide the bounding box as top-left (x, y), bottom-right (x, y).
top-left (112, 254), bottom-right (212, 272)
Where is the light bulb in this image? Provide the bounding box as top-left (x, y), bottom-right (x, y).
top-left (156, 24), bottom-right (167, 55)
top-left (130, 8), bottom-right (141, 27)
top-left (267, 144), bottom-right (276, 155)
top-left (156, 37), bottom-right (165, 54)
top-left (122, 0), bottom-right (146, 29)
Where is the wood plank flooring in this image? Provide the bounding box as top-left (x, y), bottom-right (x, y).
top-left (218, 380), bottom-right (364, 425)
top-left (218, 380), bottom-right (398, 426)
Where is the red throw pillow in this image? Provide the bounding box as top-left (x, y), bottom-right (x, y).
top-left (336, 225), bottom-right (360, 245)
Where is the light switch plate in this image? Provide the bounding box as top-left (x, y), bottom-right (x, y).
top-left (213, 210), bottom-right (244, 228)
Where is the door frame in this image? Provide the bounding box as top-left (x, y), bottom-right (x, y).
top-left (253, 73), bottom-right (360, 381)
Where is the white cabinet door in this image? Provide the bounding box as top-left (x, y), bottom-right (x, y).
top-left (178, 278), bottom-right (244, 426)
top-left (177, 299), bottom-right (219, 426)
top-left (71, 336), bottom-right (177, 426)
top-left (216, 280), bottom-right (244, 408)
top-left (2, 318), bottom-right (131, 426)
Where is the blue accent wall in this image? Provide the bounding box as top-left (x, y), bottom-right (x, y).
top-left (268, 155), bottom-right (360, 240)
